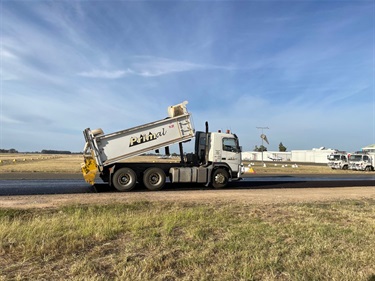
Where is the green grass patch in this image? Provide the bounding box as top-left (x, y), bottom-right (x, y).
top-left (1, 200), bottom-right (375, 280)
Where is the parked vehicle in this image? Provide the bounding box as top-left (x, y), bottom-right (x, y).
top-left (268, 154), bottom-right (283, 161)
top-left (81, 101), bottom-right (243, 191)
top-left (327, 151), bottom-right (349, 170)
top-left (348, 152), bottom-right (375, 171)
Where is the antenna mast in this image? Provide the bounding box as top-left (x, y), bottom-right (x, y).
top-left (256, 126), bottom-right (269, 164)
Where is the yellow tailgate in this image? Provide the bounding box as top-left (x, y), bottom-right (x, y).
top-left (81, 156), bottom-right (98, 185)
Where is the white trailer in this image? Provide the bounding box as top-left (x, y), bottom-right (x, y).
top-left (81, 101), bottom-right (243, 191)
top-left (348, 152), bottom-right (375, 171)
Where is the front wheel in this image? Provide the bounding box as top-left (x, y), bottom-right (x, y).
top-left (112, 168), bottom-right (137, 192)
top-left (143, 168), bottom-right (166, 191)
top-left (212, 168), bottom-right (229, 189)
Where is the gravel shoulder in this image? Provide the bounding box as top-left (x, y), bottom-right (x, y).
top-left (0, 187), bottom-right (374, 209)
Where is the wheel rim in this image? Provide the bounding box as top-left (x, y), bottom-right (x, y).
top-left (143, 168), bottom-right (165, 191)
top-left (215, 173), bottom-right (226, 184)
top-left (119, 173), bottom-right (131, 186)
top-left (149, 173), bottom-right (161, 185)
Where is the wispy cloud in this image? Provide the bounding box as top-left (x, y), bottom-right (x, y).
top-left (78, 56), bottom-right (236, 79)
top-left (78, 69), bottom-right (133, 79)
top-left (0, 47), bottom-right (17, 59)
top-left (0, 47), bottom-right (20, 80)
top-left (131, 56), bottom-right (207, 77)
top-left (1, 115), bottom-right (23, 125)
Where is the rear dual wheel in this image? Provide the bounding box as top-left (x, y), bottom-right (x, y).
top-left (143, 168), bottom-right (166, 191)
top-left (113, 168), bottom-right (137, 192)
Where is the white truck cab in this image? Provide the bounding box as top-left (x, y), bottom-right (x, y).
top-left (348, 152), bottom-right (375, 171)
top-left (210, 132), bottom-right (242, 176)
top-left (327, 151), bottom-right (349, 170)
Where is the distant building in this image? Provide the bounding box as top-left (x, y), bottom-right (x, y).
top-left (362, 144), bottom-right (375, 153)
top-left (291, 147), bottom-right (335, 164)
top-left (242, 146), bottom-right (373, 164)
top-left (242, 148), bottom-right (334, 164)
top-left (241, 151), bottom-right (291, 162)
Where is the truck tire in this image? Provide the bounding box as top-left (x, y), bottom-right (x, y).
top-left (212, 168), bottom-right (229, 189)
top-left (143, 168), bottom-right (166, 191)
top-left (113, 168), bottom-right (137, 192)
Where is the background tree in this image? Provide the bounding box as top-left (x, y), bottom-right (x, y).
top-left (279, 142), bottom-right (287, 152)
top-left (254, 145), bottom-right (267, 152)
top-left (0, 148), bottom-right (18, 153)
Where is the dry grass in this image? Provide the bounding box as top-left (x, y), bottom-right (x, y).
top-left (0, 154), bottom-right (181, 174)
top-left (1, 153), bottom-right (369, 175)
top-left (0, 154), bottom-right (82, 174)
top-left (1, 200), bottom-right (374, 280)
top-left (243, 161), bottom-right (365, 175)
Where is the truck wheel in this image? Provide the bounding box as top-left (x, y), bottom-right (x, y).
top-left (143, 168), bottom-right (166, 191)
top-left (113, 168), bottom-right (137, 192)
top-left (365, 166), bottom-right (373, 171)
top-left (342, 165), bottom-right (348, 170)
top-left (212, 168), bottom-right (229, 189)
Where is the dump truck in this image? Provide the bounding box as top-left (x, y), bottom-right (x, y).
top-left (81, 101), bottom-right (243, 191)
top-left (327, 151), bottom-right (349, 170)
top-left (348, 152), bottom-right (375, 171)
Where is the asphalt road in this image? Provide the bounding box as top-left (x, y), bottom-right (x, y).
top-left (0, 175), bottom-right (373, 196)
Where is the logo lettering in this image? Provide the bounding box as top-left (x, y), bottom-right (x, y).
top-left (129, 128), bottom-right (167, 147)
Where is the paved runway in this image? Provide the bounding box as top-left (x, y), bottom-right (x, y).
top-left (0, 175), bottom-right (373, 196)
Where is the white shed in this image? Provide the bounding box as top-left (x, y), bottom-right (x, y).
top-left (241, 151), bottom-right (291, 161)
top-left (291, 148), bottom-right (336, 164)
top-left (362, 144), bottom-right (375, 153)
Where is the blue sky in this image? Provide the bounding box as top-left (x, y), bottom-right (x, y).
top-left (1, 1), bottom-right (374, 153)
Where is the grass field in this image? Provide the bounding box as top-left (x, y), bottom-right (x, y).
top-left (0, 154), bottom-right (82, 174)
top-left (0, 153), bottom-right (370, 175)
top-left (1, 200), bottom-right (375, 280)
top-left (1, 153), bottom-right (374, 280)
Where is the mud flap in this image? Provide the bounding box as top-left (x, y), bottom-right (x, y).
top-left (81, 156), bottom-right (98, 185)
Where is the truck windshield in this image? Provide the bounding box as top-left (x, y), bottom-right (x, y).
top-left (328, 155), bottom-right (340, 160)
top-left (349, 155), bottom-right (362, 161)
top-left (223, 138), bottom-right (239, 153)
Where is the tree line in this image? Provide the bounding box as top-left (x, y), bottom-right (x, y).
top-left (253, 142), bottom-right (287, 152)
top-left (0, 149), bottom-right (73, 154)
top-left (0, 149), bottom-right (18, 153)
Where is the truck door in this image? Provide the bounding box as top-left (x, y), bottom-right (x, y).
top-left (221, 137), bottom-right (241, 174)
top-left (195, 131), bottom-right (209, 164)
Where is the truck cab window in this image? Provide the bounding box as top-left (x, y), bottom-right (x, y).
top-left (223, 138), bottom-right (238, 152)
